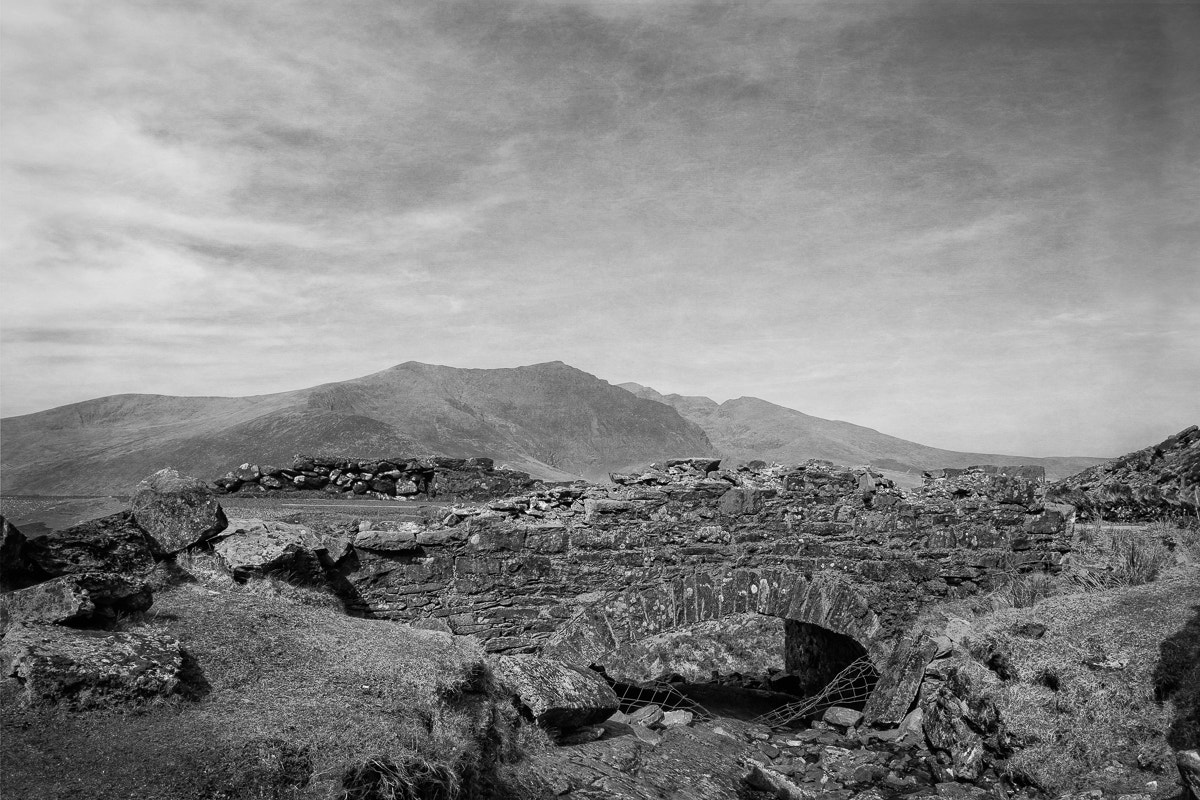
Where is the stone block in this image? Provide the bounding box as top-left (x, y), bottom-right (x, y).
top-left (492, 655), bottom-right (619, 729)
top-left (1, 623), bottom-right (183, 709)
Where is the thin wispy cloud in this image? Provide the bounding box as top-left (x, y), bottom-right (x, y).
top-left (2, 0), bottom-right (1197, 457)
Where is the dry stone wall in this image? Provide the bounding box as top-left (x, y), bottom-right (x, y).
top-left (330, 459), bottom-right (1072, 672)
top-left (211, 455), bottom-right (539, 502)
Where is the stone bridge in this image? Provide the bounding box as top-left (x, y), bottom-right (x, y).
top-left (322, 458), bottom-right (1072, 721)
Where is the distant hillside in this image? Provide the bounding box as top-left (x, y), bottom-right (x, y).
top-left (0, 362), bottom-right (716, 495)
top-left (619, 383), bottom-right (1106, 482)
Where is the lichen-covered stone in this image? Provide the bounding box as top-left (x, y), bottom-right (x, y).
top-left (1, 623), bottom-right (183, 709)
top-left (130, 468), bottom-right (228, 554)
top-left (214, 519), bottom-right (328, 580)
top-left (0, 572), bottom-right (152, 633)
top-left (23, 513), bottom-right (158, 577)
top-left (492, 654), bottom-right (619, 730)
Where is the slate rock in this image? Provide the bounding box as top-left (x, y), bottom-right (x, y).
top-left (130, 468), bottom-right (229, 554)
top-left (0, 572), bottom-right (152, 633)
top-left (23, 513), bottom-right (159, 577)
top-left (353, 527), bottom-right (420, 552)
top-left (1, 623), bottom-right (183, 709)
top-left (823, 706), bottom-right (865, 729)
top-left (628, 703), bottom-right (665, 727)
top-left (661, 709), bottom-right (694, 727)
top-left (492, 655), bottom-right (619, 730)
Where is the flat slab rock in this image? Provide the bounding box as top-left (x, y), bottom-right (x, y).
top-left (131, 468), bottom-right (228, 554)
top-left (1, 623), bottom-right (183, 709)
top-left (492, 654), bottom-right (619, 730)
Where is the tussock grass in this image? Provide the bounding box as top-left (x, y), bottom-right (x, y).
top-left (949, 569), bottom-right (1200, 796)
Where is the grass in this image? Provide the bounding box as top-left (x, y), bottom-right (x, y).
top-left (955, 521), bottom-right (1199, 616)
top-left (936, 565), bottom-right (1200, 796)
top-left (1, 572), bottom-right (544, 799)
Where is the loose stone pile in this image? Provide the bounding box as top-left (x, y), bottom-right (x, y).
top-left (1048, 425), bottom-right (1200, 521)
top-left (211, 455), bottom-right (539, 502)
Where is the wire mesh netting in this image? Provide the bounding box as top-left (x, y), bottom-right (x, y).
top-left (750, 655), bottom-right (879, 729)
top-left (600, 674), bottom-right (716, 721)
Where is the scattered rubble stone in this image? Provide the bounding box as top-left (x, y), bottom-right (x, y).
top-left (823, 706), bottom-right (864, 729)
top-left (1048, 425), bottom-right (1199, 521)
top-left (212, 455), bottom-right (538, 502)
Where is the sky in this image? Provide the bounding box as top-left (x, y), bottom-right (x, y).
top-left (2, 0), bottom-right (1197, 457)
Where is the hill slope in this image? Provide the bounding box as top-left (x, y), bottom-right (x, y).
top-left (619, 383), bottom-right (1105, 481)
top-left (1, 362), bottom-right (715, 494)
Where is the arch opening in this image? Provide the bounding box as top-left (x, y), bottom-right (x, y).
top-left (585, 613), bottom-right (879, 724)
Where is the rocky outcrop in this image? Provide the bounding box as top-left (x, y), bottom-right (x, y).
top-left (492, 655), bottom-right (620, 730)
top-left (0, 573), bottom-right (151, 633)
top-left (1048, 425), bottom-right (1199, 521)
top-left (212, 455), bottom-right (538, 502)
top-left (130, 468), bottom-right (228, 553)
top-left (1, 623), bottom-right (183, 709)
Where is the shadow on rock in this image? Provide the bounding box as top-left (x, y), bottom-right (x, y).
top-left (1154, 603), bottom-right (1200, 799)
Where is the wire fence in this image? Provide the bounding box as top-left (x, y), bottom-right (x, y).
top-left (750, 655), bottom-right (879, 729)
top-left (602, 675), bottom-right (716, 721)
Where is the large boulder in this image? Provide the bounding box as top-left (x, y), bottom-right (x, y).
top-left (214, 519), bottom-right (347, 580)
top-left (0, 573), bottom-right (152, 633)
top-left (23, 513), bottom-right (159, 577)
top-left (1, 623), bottom-right (183, 709)
top-left (130, 468), bottom-right (228, 553)
top-left (492, 655), bottom-right (619, 730)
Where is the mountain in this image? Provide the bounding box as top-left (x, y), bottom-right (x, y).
top-left (0, 362), bottom-right (716, 495)
top-left (618, 383), bottom-right (1106, 482)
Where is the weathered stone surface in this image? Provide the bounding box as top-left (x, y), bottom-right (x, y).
top-left (1048, 425), bottom-right (1199, 520)
top-left (1, 623), bottom-right (183, 709)
top-left (214, 519), bottom-right (327, 580)
top-left (23, 513), bottom-right (158, 577)
top-left (920, 662), bottom-right (1006, 782)
top-left (492, 654), bottom-right (619, 730)
top-left (629, 704), bottom-right (665, 727)
top-left (0, 572), bottom-right (152, 633)
top-left (130, 468), bottom-right (229, 553)
top-left (661, 709), bottom-right (694, 727)
top-left (822, 706), bottom-right (864, 729)
top-left (354, 526), bottom-right (420, 552)
top-left (863, 633), bottom-right (940, 725)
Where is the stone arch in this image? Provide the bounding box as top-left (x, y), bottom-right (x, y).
top-left (541, 568), bottom-right (890, 673)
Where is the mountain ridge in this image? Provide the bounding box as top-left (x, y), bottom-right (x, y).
top-left (2, 361), bottom-right (1105, 495)
top-left (618, 382), bottom-right (1106, 481)
top-left (0, 362), bottom-right (715, 494)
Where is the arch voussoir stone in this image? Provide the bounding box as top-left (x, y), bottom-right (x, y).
top-left (543, 568), bottom-right (891, 672)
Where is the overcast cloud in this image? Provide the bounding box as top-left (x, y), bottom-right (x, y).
top-left (2, 0), bottom-right (1197, 456)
